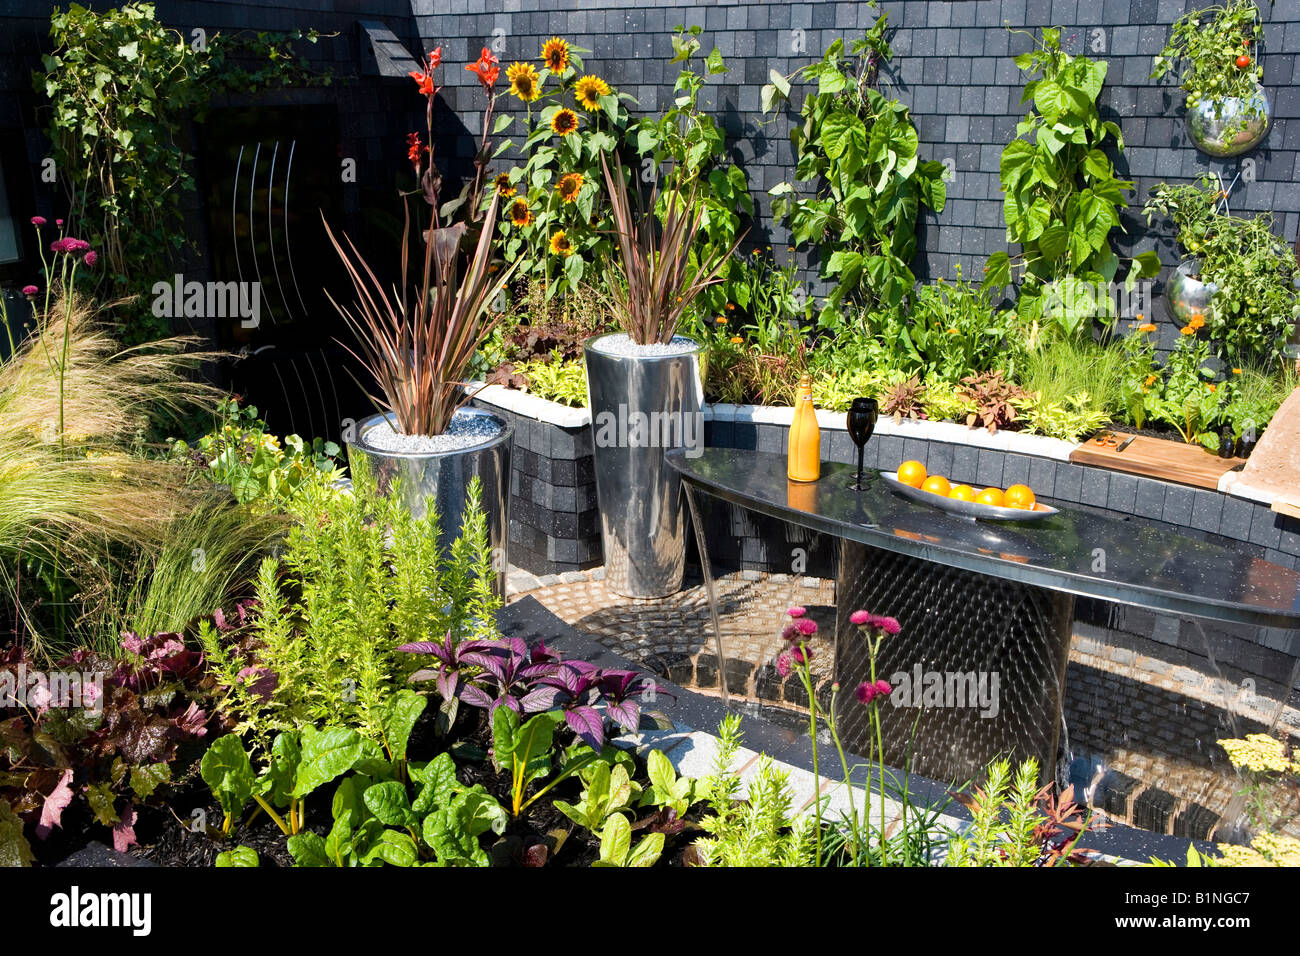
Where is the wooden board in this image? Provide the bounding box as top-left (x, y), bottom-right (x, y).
top-left (1271, 499), bottom-right (1300, 520)
top-left (1069, 433), bottom-right (1246, 490)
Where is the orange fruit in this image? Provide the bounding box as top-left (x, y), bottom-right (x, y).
top-left (921, 475), bottom-right (951, 496)
top-left (948, 484), bottom-right (976, 502)
top-left (896, 460), bottom-right (927, 488)
top-left (976, 487), bottom-right (1006, 508)
top-left (1004, 484), bottom-right (1036, 510)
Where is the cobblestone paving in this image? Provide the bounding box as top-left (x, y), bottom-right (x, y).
top-left (510, 565), bottom-right (1300, 842)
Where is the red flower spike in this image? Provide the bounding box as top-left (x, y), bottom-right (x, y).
top-left (466, 46), bottom-right (500, 90)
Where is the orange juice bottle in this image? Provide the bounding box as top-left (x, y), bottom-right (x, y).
top-left (787, 374), bottom-right (821, 482)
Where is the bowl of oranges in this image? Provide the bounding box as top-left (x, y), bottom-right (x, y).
top-left (882, 461), bottom-right (1058, 522)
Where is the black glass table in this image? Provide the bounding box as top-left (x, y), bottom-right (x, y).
top-left (667, 449), bottom-right (1300, 785)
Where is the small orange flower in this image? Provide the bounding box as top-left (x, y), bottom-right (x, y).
top-left (1232, 367), bottom-right (1243, 374)
top-left (1180, 326), bottom-right (1196, 335)
top-left (1208, 384), bottom-right (1218, 392)
top-left (725, 303), bottom-right (735, 311)
top-left (729, 336), bottom-right (743, 344)
top-left (715, 316), bottom-right (726, 324)
top-left (1137, 323), bottom-right (1157, 333)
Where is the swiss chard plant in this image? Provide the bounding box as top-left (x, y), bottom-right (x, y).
top-left (984, 28), bottom-right (1160, 337)
top-left (764, 10), bottom-right (947, 327)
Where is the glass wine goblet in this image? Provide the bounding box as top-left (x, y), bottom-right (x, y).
top-left (847, 397), bottom-right (878, 490)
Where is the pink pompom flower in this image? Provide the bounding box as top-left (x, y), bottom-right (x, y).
top-left (22, 285), bottom-right (39, 297)
top-left (786, 606), bottom-right (806, 618)
top-left (30, 216), bottom-right (46, 227)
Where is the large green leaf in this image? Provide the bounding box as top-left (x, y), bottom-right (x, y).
top-left (292, 726), bottom-right (380, 799)
top-left (200, 734), bottom-right (255, 819)
top-left (362, 781), bottom-right (416, 828)
top-left (382, 690), bottom-right (427, 765)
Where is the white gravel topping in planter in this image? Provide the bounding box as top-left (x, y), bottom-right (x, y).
top-left (360, 410), bottom-right (504, 454)
top-left (590, 333), bottom-right (697, 356)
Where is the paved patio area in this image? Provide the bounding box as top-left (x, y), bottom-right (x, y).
top-left (507, 564), bottom-right (1300, 843)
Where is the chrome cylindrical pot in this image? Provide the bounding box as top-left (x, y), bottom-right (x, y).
top-left (1165, 259), bottom-right (1217, 326)
top-left (346, 407), bottom-right (511, 597)
top-left (1187, 85), bottom-right (1270, 157)
top-left (584, 334), bottom-right (705, 598)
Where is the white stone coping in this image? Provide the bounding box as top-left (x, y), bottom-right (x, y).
top-left (469, 380), bottom-right (1285, 509)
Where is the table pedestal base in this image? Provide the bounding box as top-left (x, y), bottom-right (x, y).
top-left (835, 540), bottom-right (1074, 786)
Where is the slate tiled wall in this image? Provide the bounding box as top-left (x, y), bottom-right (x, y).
top-left (416, 0), bottom-right (1300, 355)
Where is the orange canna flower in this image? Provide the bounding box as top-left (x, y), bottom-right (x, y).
top-left (409, 48), bottom-right (443, 95)
top-left (466, 47), bottom-right (500, 90)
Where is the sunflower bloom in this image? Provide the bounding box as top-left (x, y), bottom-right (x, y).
top-left (574, 74), bottom-right (611, 110)
top-left (541, 37), bottom-right (570, 73)
top-left (549, 230), bottom-right (573, 256)
top-left (556, 172), bottom-right (584, 203)
top-left (494, 173), bottom-right (516, 198)
top-left (551, 107), bottom-right (579, 137)
top-left (508, 199), bottom-right (533, 228)
top-left (506, 61), bottom-right (541, 102)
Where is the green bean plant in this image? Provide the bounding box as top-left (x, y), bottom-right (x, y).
top-left (763, 9), bottom-right (947, 328)
top-left (984, 28), bottom-right (1160, 337)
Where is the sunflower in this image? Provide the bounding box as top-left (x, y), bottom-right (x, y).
top-left (494, 173), bottom-right (516, 198)
top-left (549, 230), bottom-right (573, 256)
top-left (508, 198), bottom-right (533, 228)
top-left (550, 107), bottom-right (579, 137)
top-left (556, 172), bottom-right (584, 203)
top-left (506, 61), bottom-right (541, 103)
top-left (541, 37), bottom-right (570, 73)
top-left (574, 74), bottom-right (611, 111)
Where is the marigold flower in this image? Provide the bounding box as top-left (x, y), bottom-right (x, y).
top-left (551, 107), bottom-right (579, 137)
top-left (726, 303), bottom-right (735, 311)
top-left (1232, 367), bottom-right (1242, 375)
top-left (556, 172), bottom-right (584, 203)
top-left (715, 316), bottom-right (726, 324)
top-left (466, 47), bottom-right (500, 90)
top-left (541, 37), bottom-right (570, 73)
top-left (729, 336), bottom-right (743, 344)
top-left (1180, 325), bottom-right (1196, 335)
top-left (549, 230), bottom-right (573, 256)
top-left (574, 74), bottom-right (611, 110)
top-left (507, 61), bottom-right (541, 102)
top-left (1137, 323), bottom-right (1156, 333)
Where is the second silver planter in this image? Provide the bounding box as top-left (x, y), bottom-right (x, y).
top-left (1165, 258), bottom-right (1217, 326)
top-left (584, 334), bottom-right (704, 598)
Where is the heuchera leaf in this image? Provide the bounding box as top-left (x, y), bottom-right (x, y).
top-left (35, 768), bottom-right (74, 839)
top-left (112, 804), bottom-right (137, 853)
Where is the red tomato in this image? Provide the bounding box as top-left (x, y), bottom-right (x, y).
top-left (1236, 54), bottom-right (1251, 68)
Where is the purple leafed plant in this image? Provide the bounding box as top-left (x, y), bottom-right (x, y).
top-left (399, 637), bottom-right (669, 749)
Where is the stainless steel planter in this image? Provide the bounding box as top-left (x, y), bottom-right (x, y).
top-left (1165, 259), bottom-right (1217, 326)
top-left (584, 335), bottom-right (705, 598)
top-left (1187, 85), bottom-right (1270, 157)
top-left (345, 407), bottom-right (511, 596)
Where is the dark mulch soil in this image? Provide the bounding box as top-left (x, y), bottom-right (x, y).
top-left (120, 705), bottom-right (704, 868)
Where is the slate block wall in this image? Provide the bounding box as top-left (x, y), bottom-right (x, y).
top-left (415, 0), bottom-right (1300, 356)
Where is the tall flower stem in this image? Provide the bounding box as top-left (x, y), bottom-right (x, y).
top-left (795, 642), bottom-right (823, 867)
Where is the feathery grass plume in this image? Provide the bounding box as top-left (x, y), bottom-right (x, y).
top-left (324, 191), bottom-right (518, 437)
top-left (599, 153), bottom-right (742, 346)
top-left (0, 289), bottom-right (271, 657)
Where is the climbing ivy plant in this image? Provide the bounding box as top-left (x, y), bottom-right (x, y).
top-left (983, 28), bottom-right (1160, 338)
top-left (40, 2), bottom-right (327, 342)
top-left (764, 10), bottom-right (947, 329)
